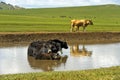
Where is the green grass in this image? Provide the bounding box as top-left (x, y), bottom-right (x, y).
top-left (0, 5), bottom-right (120, 79)
top-left (0, 66), bottom-right (120, 80)
top-left (0, 4), bottom-right (120, 32)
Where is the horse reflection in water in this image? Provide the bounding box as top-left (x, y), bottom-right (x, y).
top-left (28, 56), bottom-right (68, 71)
top-left (70, 44), bottom-right (92, 57)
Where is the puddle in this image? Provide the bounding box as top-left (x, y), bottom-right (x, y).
top-left (0, 43), bottom-right (120, 74)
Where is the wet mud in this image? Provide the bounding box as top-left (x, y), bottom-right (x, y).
top-left (0, 32), bottom-right (120, 46)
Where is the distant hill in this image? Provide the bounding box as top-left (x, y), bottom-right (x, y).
top-left (0, 1), bottom-right (24, 10)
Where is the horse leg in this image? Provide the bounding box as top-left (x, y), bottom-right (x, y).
top-left (77, 26), bottom-right (79, 32)
top-left (74, 26), bottom-right (78, 32)
top-left (70, 23), bottom-right (74, 32)
top-left (70, 27), bottom-right (73, 32)
top-left (83, 27), bottom-right (86, 32)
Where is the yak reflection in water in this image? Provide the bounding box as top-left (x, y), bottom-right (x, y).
top-left (70, 44), bottom-right (92, 57)
top-left (28, 56), bottom-right (68, 71)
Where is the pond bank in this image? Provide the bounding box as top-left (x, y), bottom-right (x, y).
top-left (1, 66), bottom-right (120, 80)
top-left (0, 32), bottom-right (120, 45)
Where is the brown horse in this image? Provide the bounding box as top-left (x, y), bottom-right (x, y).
top-left (70, 19), bottom-right (93, 32)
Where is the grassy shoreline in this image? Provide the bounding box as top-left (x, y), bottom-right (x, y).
top-left (0, 66), bottom-right (120, 80)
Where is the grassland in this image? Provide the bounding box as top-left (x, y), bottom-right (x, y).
top-left (0, 66), bottom-right (120, 80)
top-left (0, 4), bottom-right (120, 32)
top-left (0, 5), bottom-right (120, 80)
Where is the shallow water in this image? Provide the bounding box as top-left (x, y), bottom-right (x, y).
top-left (0, 43), bottom-right (120, 74)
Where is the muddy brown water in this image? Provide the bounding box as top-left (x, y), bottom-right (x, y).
top-left (0, 42), bottom-right (120, 74)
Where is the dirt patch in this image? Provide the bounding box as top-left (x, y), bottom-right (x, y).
top-left (0, 32), bottom-right (120, 46)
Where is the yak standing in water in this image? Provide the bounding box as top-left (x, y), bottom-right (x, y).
top-left (27, 39), bottom-right (68, 60)
top-left (70, 19), bottom-right (93, 32)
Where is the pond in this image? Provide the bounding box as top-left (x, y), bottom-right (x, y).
top-left (0, 42), bottom-right (120, 74)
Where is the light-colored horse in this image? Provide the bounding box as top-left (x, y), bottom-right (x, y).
top-left (70, 19), bottom-right (93, 32)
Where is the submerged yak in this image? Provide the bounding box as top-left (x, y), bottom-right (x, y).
top-left (28, 39), bottom-right (68, 60)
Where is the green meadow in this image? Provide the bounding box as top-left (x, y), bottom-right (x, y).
top-left (0, 4), bottom-right (120, 32)
top-left (1, 66), bottom-right (120, 80)
top-left (1, 5), bottom-right (120, 80)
